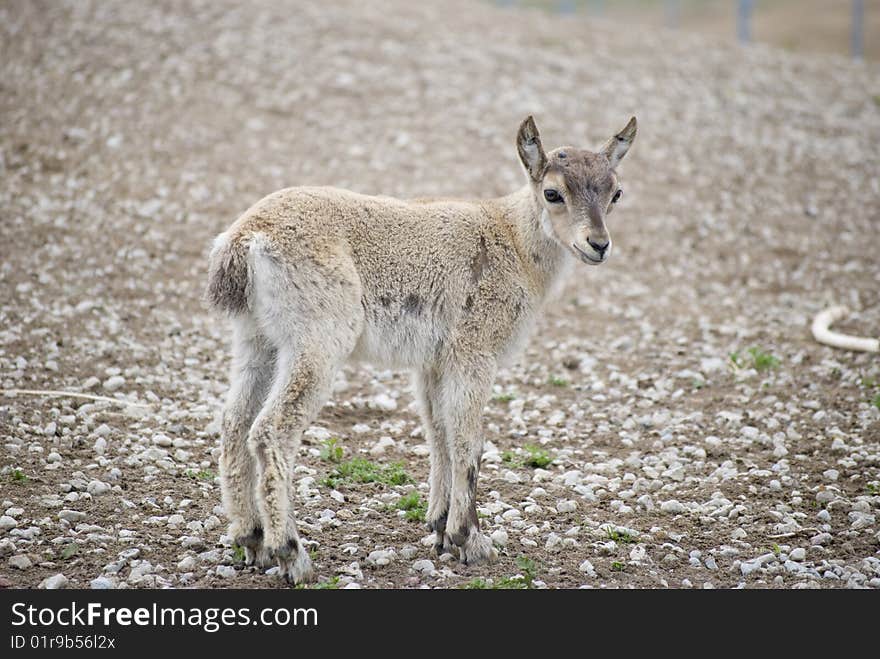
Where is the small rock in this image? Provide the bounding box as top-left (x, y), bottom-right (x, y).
top-left (490, 529), bottom-right (508, 547)
top-left (578, 559), bottom-right (597, 577)
top-left (369, 394), bottom-right (397, 411)
top-left (660, 500), bottom-right (685, 514)
top-left (58, 510), bottom-right (86, 523)
top-left (545, 532), bottom-right (562, 550)
top-left (789, 548), bottom-right (806, 561)
top-left (699, 357), bottom-right (726, 374)
top-left (93, 437), bottom-right (108, 455)
top-left (82, 376), bottom-right (101, 390)
top-left (816, 490), bottom-right (835, 504)
top-left (0, 516), bottom-right (17, 531)
top-left (9, 555), bottom-right (32, 570)
top-left (810, 532), bottom-right (833, 546)
top-left (40, 574), bottom-right (68, 589)
top-left (103, 376), bottom-right (125, 392)
top-left (555, 499), bottom-right (577, 514)
top-left (177, 556), bottom-right (197, 571)
top-left (87, 480), bottom-right (111, 496)
top-left (215, 565), bottom-right (237, 578)
top-left (366, 549), bottom-right (395, 566)
top-left (412, 559), bottom-right (435, 576)
top-left (369, 436), bottom-right (396, 456)
top-left (90, 577), bottom-right (114, 589)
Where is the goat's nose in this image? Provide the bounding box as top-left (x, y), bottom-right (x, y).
top-left (587, 237), bottom-right (609, 255)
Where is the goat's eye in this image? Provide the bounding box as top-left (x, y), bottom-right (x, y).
top-left (544, 189), bottom-right (563, 204)
top-left (611, 189), bottom-right (622, 204)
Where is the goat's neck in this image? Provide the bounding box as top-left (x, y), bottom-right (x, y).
top-left (498, 185), bottom-right (570, 301)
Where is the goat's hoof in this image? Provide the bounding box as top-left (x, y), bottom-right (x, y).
top-left (431, 531), bottom-right (454, 558)
top-left (268, 538), bottom-right (315, 585)
top-left (234, 528), bottom-right (268, 566)
top-left (279, 551), bottom-right (315, 585)
top-left (243, 546), bottom-right (273, 567)
top-left (459, 532), bottom-right (498, 566)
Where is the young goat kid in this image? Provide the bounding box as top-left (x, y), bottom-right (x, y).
top-left (206, 115), bottom-right (637, 583)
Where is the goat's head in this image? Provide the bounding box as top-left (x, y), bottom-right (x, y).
top-left (517, 115), bottom-right (637, 266)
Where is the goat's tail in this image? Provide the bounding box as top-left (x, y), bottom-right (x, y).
top-left (205, 231), bottom-right (252, 315)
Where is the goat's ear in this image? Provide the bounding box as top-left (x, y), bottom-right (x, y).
top-left (517, 115), bottom-right (547, 182)
top-left (602, 116), bottom-right (637, 168)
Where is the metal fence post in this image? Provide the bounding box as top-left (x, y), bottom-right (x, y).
top-left (737, 0), bottom-right (753, 44)
top-left (852, 0), bottom-right (864, 60)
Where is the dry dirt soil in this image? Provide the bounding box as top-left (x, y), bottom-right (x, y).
top-left (1, 0), bottom-right (879, 590)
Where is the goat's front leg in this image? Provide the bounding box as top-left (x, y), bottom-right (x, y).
top-left (443, 368), bottom-right (498, 565)
top-left (415, 368), bottom-right (454, 555)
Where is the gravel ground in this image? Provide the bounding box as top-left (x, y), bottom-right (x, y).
top-left (1, 0), bottom-right (879, 590)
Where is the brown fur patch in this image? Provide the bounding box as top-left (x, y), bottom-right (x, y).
top-left (205, 237), bottom-right (250, 315)
top-left (470, 235), bottom-right (489, 284)
top-left (403, 293), bottom-right (422, 315)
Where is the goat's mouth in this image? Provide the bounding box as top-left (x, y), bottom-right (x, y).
top-left (572, 243), bottom-right (606, 266)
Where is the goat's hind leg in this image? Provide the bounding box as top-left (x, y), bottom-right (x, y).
top-left (249, 329), bottom-right (360, 584)
top-left (219, 320), bottom-right (275, 566)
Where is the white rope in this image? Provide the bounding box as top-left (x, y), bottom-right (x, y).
top-left (1, 388), bottom-right (150, 408)
top-left (811, 306), bottom-right (879, 353)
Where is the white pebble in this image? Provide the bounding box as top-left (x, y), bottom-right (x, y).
top-left (411, 559), bottom-right (435, 576)
top-left (87, 480), bottom-right (111, 496)
top-left (40, 573), bottom-right (68, 589)
top-left (177, 556), bottom-right (197, 572)
top-left (490, 529), bottom-right (508, 547)
top-left (93, 437), bottom-right (108, 455)
top-left (103, 375), bottom-right (125, 392)
top-left (555, 499), bottom-right (577, 513)
top-left (366, 549), bottom-right (395, 566)
top-left (369, 394), bottom-right (397, 411)
top-left (369, 436), bottom-right (396, 455)
top-left (58, 509), bottom-right (86, 523)
top-left (90, 577), bottom-right (114, 589)
top-left (660, 500), bottom-right (685, 514)
top-left (545, 532), bottom-right (563, 550)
